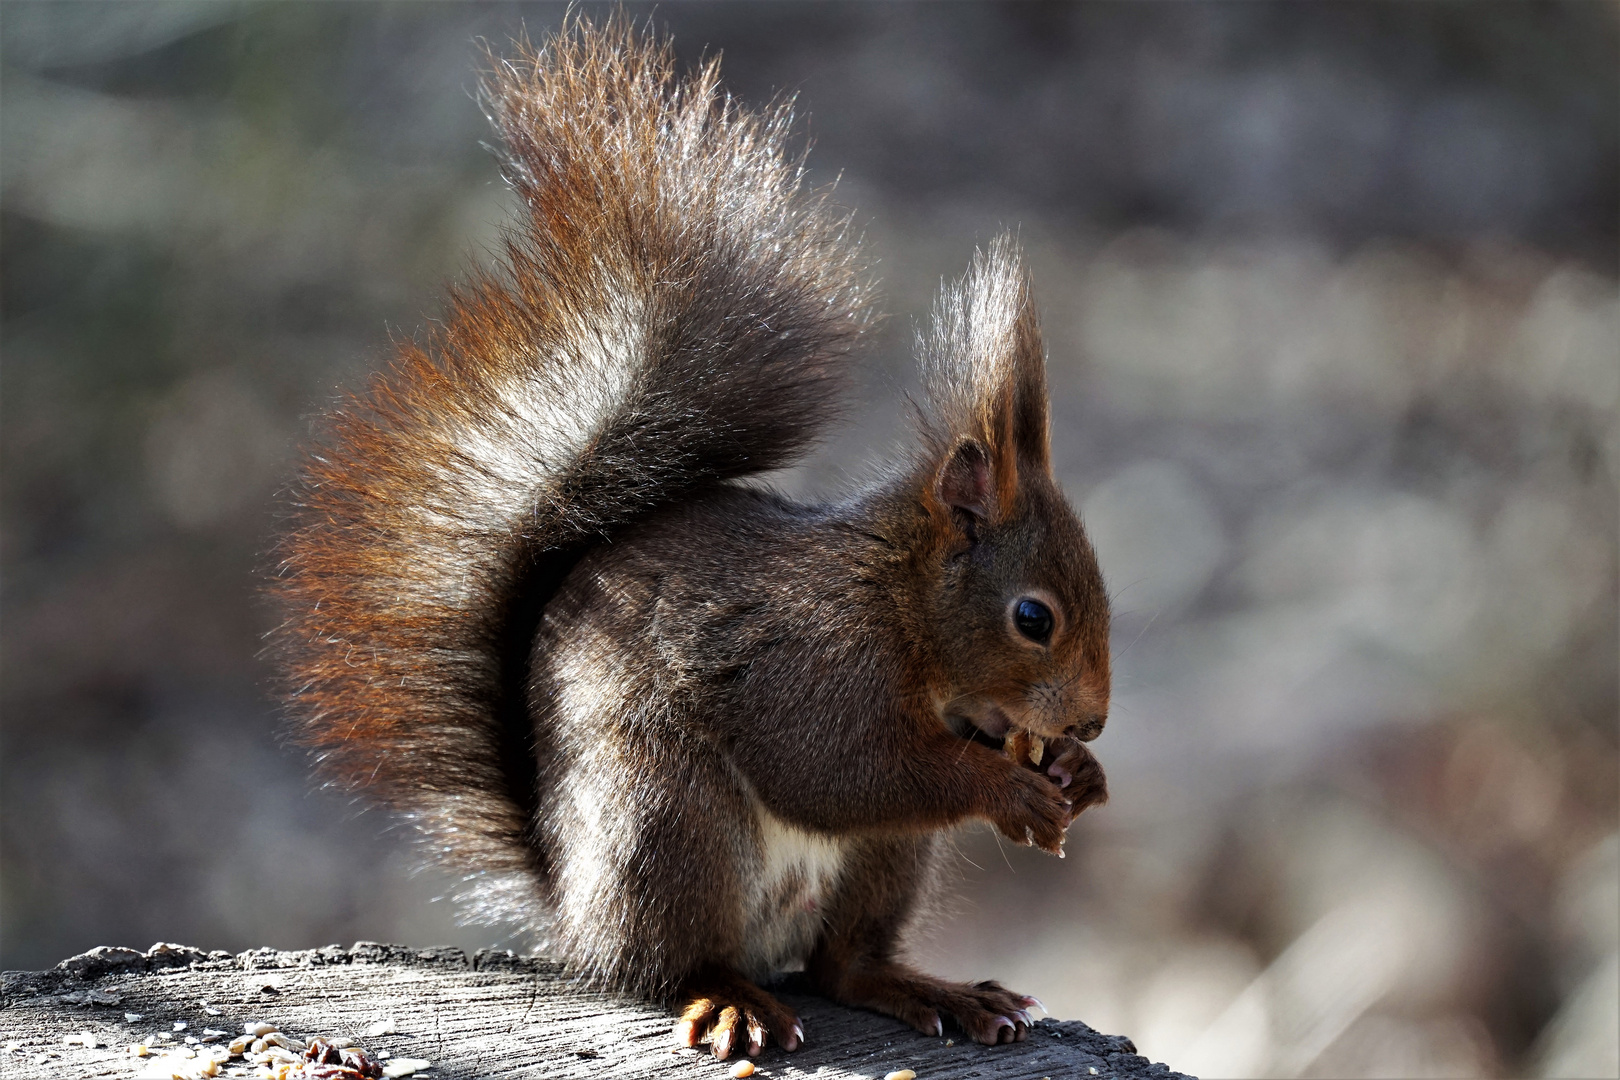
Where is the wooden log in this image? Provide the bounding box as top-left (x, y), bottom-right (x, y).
top-left (2, 943), bottom-right (1193, 1079)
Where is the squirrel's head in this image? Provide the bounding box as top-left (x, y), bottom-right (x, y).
top-left (909, 236), bottom-right (1110, 745)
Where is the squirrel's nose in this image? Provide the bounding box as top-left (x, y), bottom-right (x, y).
top-left (1070, 714), bottom-right (1107, 742)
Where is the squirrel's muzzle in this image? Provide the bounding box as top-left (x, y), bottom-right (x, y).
top-left (1070, 715), bottom-right (1107, 743)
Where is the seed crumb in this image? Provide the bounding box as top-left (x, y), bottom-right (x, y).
top-left (730, 1061), bottom-right (755, 1078)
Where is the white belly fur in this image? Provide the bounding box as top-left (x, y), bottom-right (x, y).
top-left (737, 805), bottom-right (847, 980)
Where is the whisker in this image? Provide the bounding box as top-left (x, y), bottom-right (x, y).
top-left (990, 828), bottom-right (1014, 872)
top-left (1107, 578), bottom-right (1149, 608)
top-left (951, 833), bottom-right (985, 873)
top-left (1111, 605), bottom-right (1163, 663)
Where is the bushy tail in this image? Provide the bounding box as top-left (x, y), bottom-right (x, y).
top-left (268, 15), bottom-right (873, 928)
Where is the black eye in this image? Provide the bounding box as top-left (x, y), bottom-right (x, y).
top-left (1013, 598), bottom-right (1054, 644)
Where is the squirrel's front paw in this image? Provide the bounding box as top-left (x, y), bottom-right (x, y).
top-left (991, 767), bottom-right (1070, 854)
top-left (1036, 737), bottom-right (1109, 823)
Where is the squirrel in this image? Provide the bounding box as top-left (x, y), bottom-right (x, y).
top-left (270, 15), bottom-right (1110, 1061)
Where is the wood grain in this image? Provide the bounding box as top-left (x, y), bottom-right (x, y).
top-left (2, 943), bottom-right (1193, 1079)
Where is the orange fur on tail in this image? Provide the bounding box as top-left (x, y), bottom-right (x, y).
top-left (268, 15), bottom-right (873, 927)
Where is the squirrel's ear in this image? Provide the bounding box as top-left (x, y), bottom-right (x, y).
top-left (918, 234), bottom-right (1051, 523)
top-left (1004, 289), bottom-right (1050, 477)
top-left (936, 438), bottom-right (994, 522)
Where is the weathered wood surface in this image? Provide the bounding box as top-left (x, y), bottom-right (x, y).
top-left (2, 943), bottom-right (1192, 1080)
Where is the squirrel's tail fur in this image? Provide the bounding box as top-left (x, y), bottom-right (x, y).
top-left (269, 15), bottom-right (873, 929)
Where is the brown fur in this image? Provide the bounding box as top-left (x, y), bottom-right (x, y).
top-left (269, 14), bottom-right (1109, 1059)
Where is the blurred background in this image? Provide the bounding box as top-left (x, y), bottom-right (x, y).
top-left (2, 3), bottom-right (1615, 1077)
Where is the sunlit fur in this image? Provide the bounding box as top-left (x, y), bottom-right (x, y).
top-left (269, 15), bottom-right (872, 932)
top-left (270, 14), bottom-right (1109, 1045)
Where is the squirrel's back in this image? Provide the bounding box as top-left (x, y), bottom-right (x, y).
top-left (268, 16), bottom-right (874, 928)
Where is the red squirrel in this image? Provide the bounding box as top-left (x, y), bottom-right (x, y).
top-left (270, 16), bottom-right (1109, 1060)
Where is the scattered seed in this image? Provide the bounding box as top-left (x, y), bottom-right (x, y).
top-left (380, 1056), bottom-right (431, 1077)
top-left (730, 1061), bottom-right (755, 1077)
top-left (246, 1023), bottom-right (277, 1038)
top-left (127, 1012), bottom-right (146, 1023)
top-left (174, 1022), bottom-right (189, 1032)
top-left (884, 1071), bottom-right (916, 1080)
top-left (364, 1020), bottom-right (398, 1038)
top-left (228, 1036), bottom-right (252, 1056)
top-left (133, 1048), bottom-right (228, 1080)
top-left (341, 1046), bottom-right (385, 1077)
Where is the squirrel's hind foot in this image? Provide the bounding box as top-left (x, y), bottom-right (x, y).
top-left (819, 960), bottom-right (1041, 1046)
top-left (673, 966), bottom-right (803, 1059)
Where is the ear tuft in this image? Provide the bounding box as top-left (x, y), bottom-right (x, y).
top-left (937, 438), bottom-right (994, 521)
top-left (914, 233), bottom-right (1051, 521)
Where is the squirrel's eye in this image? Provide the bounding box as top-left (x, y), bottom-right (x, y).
top-left (1013, 598), bottom-right (1054, 644)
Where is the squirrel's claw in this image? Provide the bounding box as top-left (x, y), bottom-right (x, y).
top-left (1050, 739), bottom-right (1109, 822)
top-left (710, 1013), bottom-right (738, 1059)
top-left (994, 764), bottom-right (1071, 853)
top-left (675, 974), bottom-right (802, 1059)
